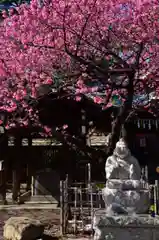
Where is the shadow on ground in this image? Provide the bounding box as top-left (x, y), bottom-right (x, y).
top-left (43, 234), bottom-right (60, 240)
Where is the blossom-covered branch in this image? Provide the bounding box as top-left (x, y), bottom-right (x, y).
top-left (0, 0), bottom-right (158, 139)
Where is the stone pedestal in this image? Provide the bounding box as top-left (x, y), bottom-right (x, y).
top-left (103, 179), bottom-right (149, 214)
top-left (93, 210), bottom-right (159, 240)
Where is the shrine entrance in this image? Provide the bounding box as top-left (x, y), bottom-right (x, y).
top-left (0, 137), bottom-right (72, 204)
top-left (127, 118), bottom-right (159, 184)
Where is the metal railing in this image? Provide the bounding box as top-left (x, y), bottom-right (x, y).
top-left (60, 178), bottom-right (104, 235)
top-left (60, 175), bottom-right (69, 235)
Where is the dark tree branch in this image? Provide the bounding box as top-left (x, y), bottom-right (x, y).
top-left (134, 42), bottom-right (144, 68)
top-left (51, 128), bottom-right (106, 161)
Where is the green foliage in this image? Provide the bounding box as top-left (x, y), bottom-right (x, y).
top-left (0, 0), bottom-right (16, 5)
top-left (0, 0), bottom-right (30, 7)
top-left (95, 183), bottom-right (105, 189)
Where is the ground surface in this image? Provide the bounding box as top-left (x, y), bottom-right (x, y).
top-left (0, 204), bottom-right (92, 239)
top-left (0, 204), bottom-right (60, 240)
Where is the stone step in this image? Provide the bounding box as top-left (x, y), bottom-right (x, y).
top-left (25, 195), bottom-right (59, 205)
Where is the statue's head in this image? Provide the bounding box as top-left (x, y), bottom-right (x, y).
top-left (114, 138), bottom-right (130, 159)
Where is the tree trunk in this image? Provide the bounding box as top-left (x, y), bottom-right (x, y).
top-left (107, 73), bottom-right (134, 155)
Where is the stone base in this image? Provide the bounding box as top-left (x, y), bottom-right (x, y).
top-left (93, 210), bottom-right (159, 240)
top-left (102, 187), bottom-right (149, 213)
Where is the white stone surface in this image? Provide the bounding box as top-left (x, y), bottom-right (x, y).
top-left (3, 217), bottom-right (44, 240)
top-left (102, 188), bottom-right (149, 214)
top-left (103, 138), bottom-right (149, 214)
top-left (105, 140), bottom-right (141, 180)
top-left (106, 179), bottom-right (143, 190)
top-left (93, 210), bottom-right (159, 240)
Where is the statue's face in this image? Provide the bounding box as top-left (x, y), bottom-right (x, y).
top-left (116, 146), bottom-right (129, 157)
top-left (114, 139), bottom-right (129, 158)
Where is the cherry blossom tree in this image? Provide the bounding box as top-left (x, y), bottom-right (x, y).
top-left (0, 0), bottom-right (159, 152)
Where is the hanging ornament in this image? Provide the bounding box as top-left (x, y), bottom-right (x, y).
top-left (148, 120), bottom-right (151, 130)
top-left (137, 120), bottom-right (140, 128)
top-left (140, 137), bottom-right (146, 147)
top-left (156, 120), bottom-right (158, 129)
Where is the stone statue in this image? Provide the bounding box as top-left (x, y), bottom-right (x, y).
top-left (102, 138), bottom-right (149, 214)
top-left (106, 139), bottom-right (141, 180)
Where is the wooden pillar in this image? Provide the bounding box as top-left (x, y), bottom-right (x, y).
top-left (26, 164), bottom-right (32, 192)
top-left (12, 136), bottom-right (21, 203)
top-left (0, 135), bottom-right (8, 204)
top-left (0, 161), bottom-right (7, 204)
top-left (26, 137), bottom-right (32, 192)
top-left (12, 167), bottom-right (20, 203)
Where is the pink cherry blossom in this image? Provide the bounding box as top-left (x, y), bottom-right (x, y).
top-left (93, 96), bottom-right (103, 104)
top-left (75, 96), bottom-right (82, 101)
top-left (62, 124), bottom-right (68, 129)
top-left (0, 0), bottom-right (158, 131)
top-left (45, 79), bottom-right (53, 84)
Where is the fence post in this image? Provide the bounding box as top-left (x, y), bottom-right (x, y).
top-left (63, 180), bottom-right (66, 233)
top-left (145, 165), bottom-right (149, 189)
top-left (64, 175), bottom-right (68, 234)
top-left (79, 186), bottom-right (84, 231)
top-left (90, 184), bottom-right (93, 234)
top-left (74, 187), bottom-right (77, 234)
top-left (87, 163), bottom-right (91, 209)
top-left (87, 163), bottom-right (91, 188)
top-left (154, 184), bottom-right (157, 216)
top-left (98, 190), bottom-right (102, 208)
top-left (60, 180), bottom-right (64, 235)
top-left (31, 176), bottom-right (34, 196)
top-left (60, 176), bottom-right (69, 235)
top-left (155, 180), bottom-right (159, 215)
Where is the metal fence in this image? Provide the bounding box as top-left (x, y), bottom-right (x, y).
top-left (60, 163), bottom-right (105, 235)
top-left (60, 174), bottom-right (69, 235)
top-left (60, 179), bottom-right (104, 235)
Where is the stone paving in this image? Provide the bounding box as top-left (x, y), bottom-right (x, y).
top-left (0, 204), bottom-right (93, 239)
top-left (65, 238), bottom-right (91, 240)
top-left (0, 204), bottom-right (60, 240)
